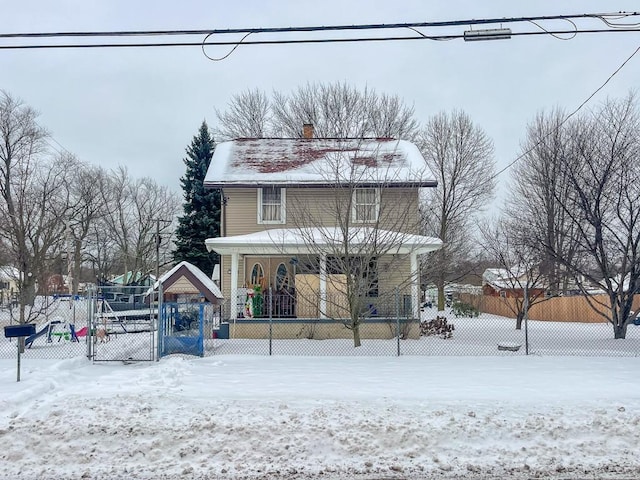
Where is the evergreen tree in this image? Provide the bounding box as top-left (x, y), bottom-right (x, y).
top-left (173, 121), bottom-right (220, 275)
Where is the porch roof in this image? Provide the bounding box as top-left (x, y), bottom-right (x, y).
top-left (205, 227), bottom-right (442, 256)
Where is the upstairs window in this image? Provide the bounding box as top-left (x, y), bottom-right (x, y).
top-left (352, 188), bottom-right (380, 223)
top-left (258, 187), bottom-right (286, 224)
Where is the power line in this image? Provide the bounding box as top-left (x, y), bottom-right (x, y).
top-left (3, 11), bottom-right (639, 174)
top-left (492, 42), bottom-right (640, 179)
top-left (0, 28), bottom-right (637, 50)
top-left (0, 11), bottom-right (638, 51)
top-left (0, 12), bottom-right (638, 39)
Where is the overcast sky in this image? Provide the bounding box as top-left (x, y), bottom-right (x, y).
top-left (2, 1), bottom-right (640, 210)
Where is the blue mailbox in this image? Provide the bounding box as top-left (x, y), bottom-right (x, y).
top-left (4, 324), bottom-right (36, 338)
top-left (5, 323), bottom-right (36, 383)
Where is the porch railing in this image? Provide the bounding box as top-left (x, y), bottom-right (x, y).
top-left (220, 291), bottom-right (413, 320)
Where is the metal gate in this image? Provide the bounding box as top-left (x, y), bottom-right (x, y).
top-left (87, 285), bottom-right (157, 362)
top-left (158, 301), bottom-right (206, 357)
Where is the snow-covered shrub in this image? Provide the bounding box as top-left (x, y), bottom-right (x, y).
top-left (452, 300), bottom-right (479, 318)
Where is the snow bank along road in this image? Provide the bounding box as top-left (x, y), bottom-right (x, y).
top-left (1, 355), bottom-right (639, 479)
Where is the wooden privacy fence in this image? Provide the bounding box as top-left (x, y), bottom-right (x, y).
top-left (459, 293), bottom-right (640, 323)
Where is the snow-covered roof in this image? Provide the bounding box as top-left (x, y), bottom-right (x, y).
top-left (482, 268), bottom-right (529, 290)
top-left (147, 261), bottom-right (223, 298)
top-left (111, 271), bottom-right (156, 285)
top-left (0, 266), bottom-right (19, 281)
top-left (204, 138), bottom-right (437, 188)
top-left (150, 261), bottom-right (223, 300)
top-left (205, 227), bottom-right (442, 256)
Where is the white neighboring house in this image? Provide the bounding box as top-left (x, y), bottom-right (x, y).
top-left (0, 266), bottom-right (19, 306)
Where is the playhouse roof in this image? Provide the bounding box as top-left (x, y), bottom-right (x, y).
top-left (150, 261), bottom-right (223, 303)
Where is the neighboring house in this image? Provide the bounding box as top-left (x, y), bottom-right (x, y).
top-left (45, 274), bottom-right (69, 294)
top-left (110, 271), bottom-right (156, 287)
top-left (0, 266), bottom-right (19, 306)
top-left (203, 126), bottom-right (443, 322)
top-left (482, 268), bottom-right (545, 299)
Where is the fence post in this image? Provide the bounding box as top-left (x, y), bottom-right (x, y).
top-left (86, 286), bottom-right (94, 360)
top-left (524, 282), bottom-right (529, 356)
top-left (16, 337), bottom-right (21, 382)
top-left (269, 289), bottom-right (273, 356)
top-left (156, 283), bottom-right (163, 361)
top-left (396, 287), bottom-right (400, 357)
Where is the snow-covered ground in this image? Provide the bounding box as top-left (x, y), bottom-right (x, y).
top-left (2, 299), bottom-right (640, 478)
top-left (4, 297), bottom-right (640, 359)
top-left (1, 354), bottom-right (640, 479)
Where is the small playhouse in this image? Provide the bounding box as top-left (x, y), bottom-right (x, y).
top-left (151, 261), bottom-right (223, 357)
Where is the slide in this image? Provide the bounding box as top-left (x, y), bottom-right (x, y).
top-left (75, 326), bottom-right (88, 337)
top-left (25, 324), bottom-right (51, 348)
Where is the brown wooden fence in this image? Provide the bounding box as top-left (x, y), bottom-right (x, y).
top-left (458, 293), bottom-right (640, 323)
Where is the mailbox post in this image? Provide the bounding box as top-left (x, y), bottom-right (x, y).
top-left (4, 324), bottom-right (36, 382)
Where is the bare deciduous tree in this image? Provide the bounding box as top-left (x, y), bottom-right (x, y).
top-left (272, 83), bottom-right (370, 138)
top-left (286, 141), bottom-right (437, 347)
top-left (0, 92), bottom-right (72, 325)
top-left (98, 167), bottom-right (180, 284)
top-left (216, 82), bottom-right (419, 140)
top-left (66, 162), bottom-right (109, 293)
top-left (480, 218), bottom-right (549, 329)
top-left (418, 110), bottom-right (496, 310)
top-left (507, 109), bottom-right (580, 295)
top-left (545, 95), bottom-right (640, 339)
top-left (215, 88), bottom-right (271, 140)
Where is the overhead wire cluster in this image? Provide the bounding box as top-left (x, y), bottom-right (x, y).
top-left (0, 11), bottom-right (638, 59)
top-left (2, 11), bottom-right (640, 176)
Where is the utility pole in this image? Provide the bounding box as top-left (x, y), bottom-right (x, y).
top-left (155, 218), bottom-right (173, 281)
top-left (66, 222), bottom-right (73, 295)
top-left (156, 218), bottom-right (161, 281)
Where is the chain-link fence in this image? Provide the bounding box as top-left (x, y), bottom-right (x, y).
top-left (89, 285), bottom-right (156, 362)
top-left (0, 286), bottom-right (158, 361)
top-left (3, 290), bottom-right (640, 359)
top-left (205, 291), bottom-right (640, 357)
top-left (0, 294), bottom-right (90, 360)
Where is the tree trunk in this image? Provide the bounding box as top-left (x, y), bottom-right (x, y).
top-left (437, 283), bottom-right (446, 311)
top-left (613, 323), bottom-right (628, 339)
top-left (515, 310), bottom-right (524, 330)
top-left (352, 321), bottom-right (362, 348)
top-left (73, 240), bottom-right (82, 295)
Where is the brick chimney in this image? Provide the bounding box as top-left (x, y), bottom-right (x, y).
top-left (302, 123), bottom-right (314, 139)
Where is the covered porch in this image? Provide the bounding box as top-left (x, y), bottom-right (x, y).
top-left (206, 227), bottom-right (442, 323)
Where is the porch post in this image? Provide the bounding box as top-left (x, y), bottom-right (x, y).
top-left (319, 254), bottom-right (327, 318)
top-left (410, 252), bottom-right (419, 320)
top-left (230, 253), bottom-right (239, 320)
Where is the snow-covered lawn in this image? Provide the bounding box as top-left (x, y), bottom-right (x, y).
top-left (1, 354), bottom-right (640, 479)
top-left (4, 303), bottom-right (640, 359)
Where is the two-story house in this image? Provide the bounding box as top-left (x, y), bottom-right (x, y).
top-left (203, 126), bottom-right (442, 328)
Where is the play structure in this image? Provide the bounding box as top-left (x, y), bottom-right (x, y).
top-left (25, 319), bottom-right (79, 348)
top-left (94, 294), bottom-right (155, 334)
top-left (1, 265), bottom-right (225, 362)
